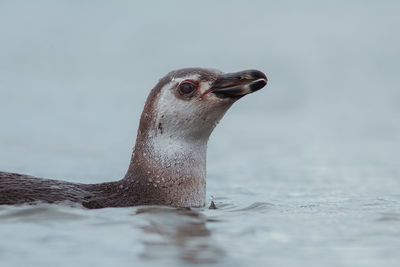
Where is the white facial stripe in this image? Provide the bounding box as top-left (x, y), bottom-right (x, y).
top-left (171, 74), bottom-right (201, 83)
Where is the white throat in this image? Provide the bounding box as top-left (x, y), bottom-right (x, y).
top-left (144, 131), bottom-right (208, 183)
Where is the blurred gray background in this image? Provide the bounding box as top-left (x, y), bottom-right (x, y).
top-left (1, 1), bottom-right (398, 182)
top-left (0, 1), bottom-right (400, 267)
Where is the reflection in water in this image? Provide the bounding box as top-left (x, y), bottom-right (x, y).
top-left (135, 206), bottom-right (224, 264)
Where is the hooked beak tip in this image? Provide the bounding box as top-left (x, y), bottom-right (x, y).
top-left (250, 78), bottom-right (268, 92)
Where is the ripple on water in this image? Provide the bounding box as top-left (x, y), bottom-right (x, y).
top-left (377, 212), bottom-right (400, 222)
top-left (209, 200), bottom-right (274, 213)
top-left (229, 202), bottom-right (274, 213)
top-left (0, 204), bottom-right (87, 223)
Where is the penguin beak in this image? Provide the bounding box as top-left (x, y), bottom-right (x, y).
top-left (210, 70), bottom-right (268, 98)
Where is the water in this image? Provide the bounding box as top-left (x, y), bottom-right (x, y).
top-left (0, 1), bottom-right (399, 266)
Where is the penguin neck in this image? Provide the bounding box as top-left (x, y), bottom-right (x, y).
top-left (124, 129), bottom-right (208, 207)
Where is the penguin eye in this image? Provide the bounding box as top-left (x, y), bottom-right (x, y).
top-left (178, 81), bottom-right (197, 96)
